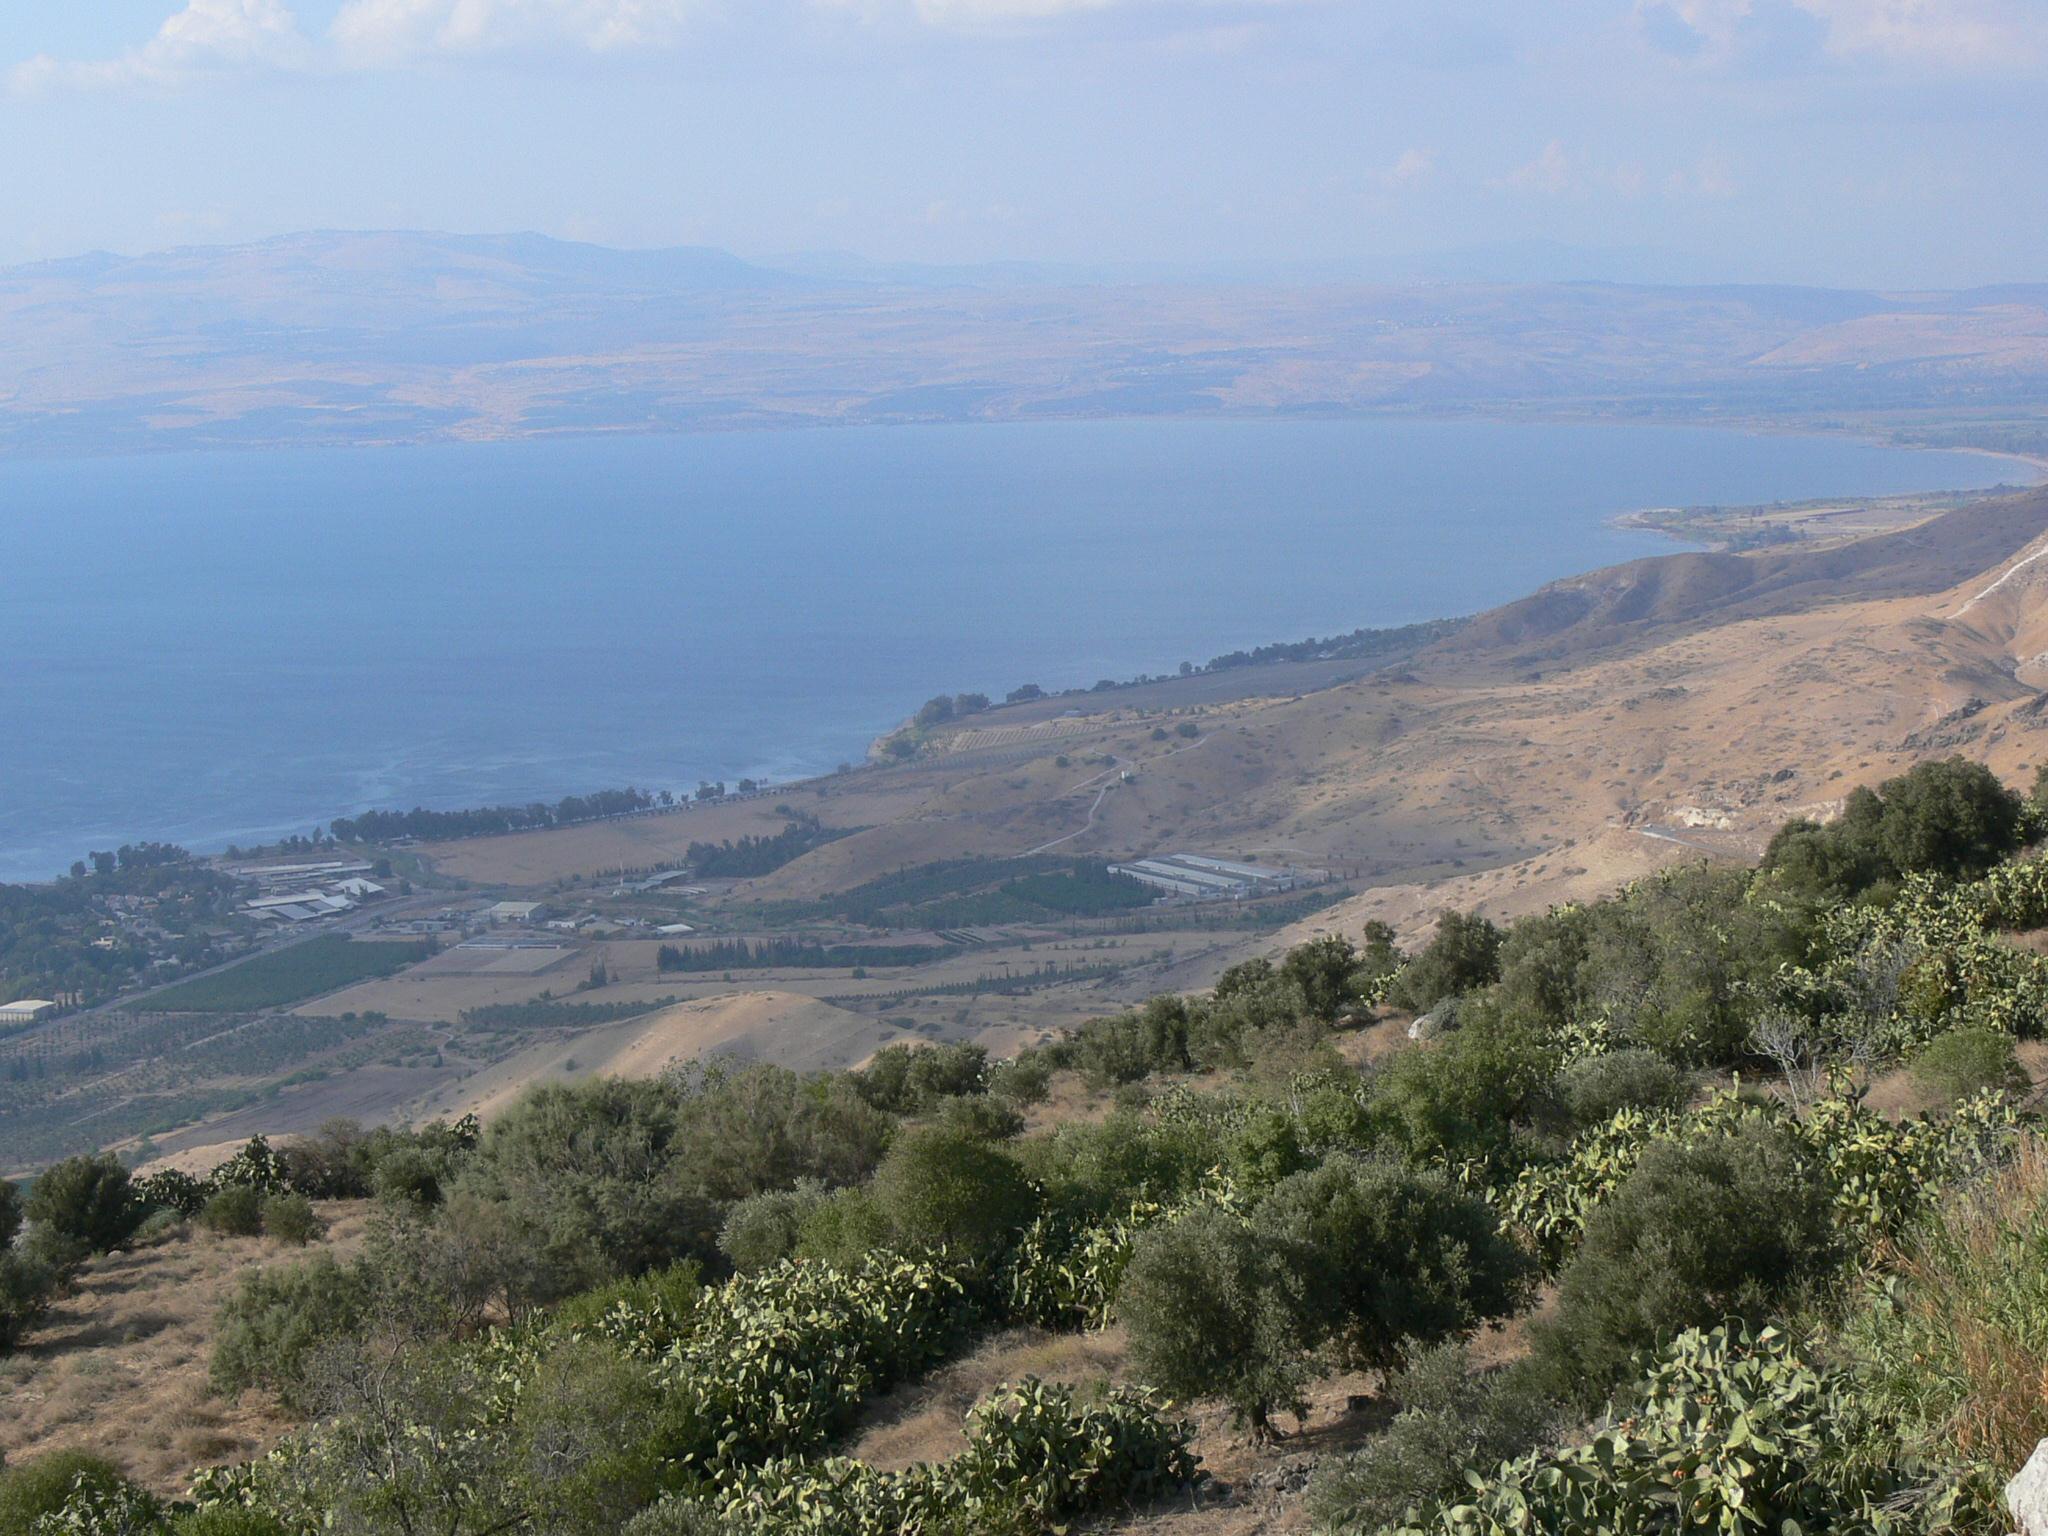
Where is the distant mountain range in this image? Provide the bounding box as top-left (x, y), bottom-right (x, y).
top-left (2, 229), bottom-right (2046, 456)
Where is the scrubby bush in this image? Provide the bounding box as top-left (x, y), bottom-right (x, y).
top-left (868, 1126), bottom-right (1038, 1262)
top-left (1385, 910), bottom-right (1502, 1014)
top-left (0, 1451), bottom-right (130, 1533)
top-left (447, 1078), bottom-right (720, 1301)
top-left (372, 1145), bottom-right (450, 1210)
top-left (551, 1261), bottom-right (702, 1345)
top-left (170, 1509), bottom-right (290, 1536)
top-left (197, 1185), bottom-right (265, 1237)
top-left (505, 1340), bottom-right (677, 1533)
top-left (986, 1053), bottom-right (1052, 1106)
top-left (934, 1093), bottom-right (1025, 1141)
top-left (621, 1499), bottom-right (740, 1536)
top-left (718, 1182), bottom-right (828, 1274)
top-left (854, 1042), bottom-right (988, 1112)
top-left (1017, 1110), bottom-right (1219, 1221)
top-left (1120, 1205), bottom-right (1312, 1438)
top-left (1762, 757), bottom-right (2024, 901)
top-left (1532, 1122), bottom-right (1837, 1401)
top-left (210, 1136), bottom-right (289, 1195)
top-left (1306, 1343), bottom-right (1556, 1534)
top-left (277, 1119), bottom-right (378, 1199)
top-left (210, 1254), bottom-right (376, 1408)
top-left (1556, 1047), bottom-right (1689, 1127)
top-left (0, 1250), bottom-right (56, 1353)
top-left (261, 1192), bottom-right (325, 1246)
top-left (24, 1153), bottom-right (140, 1257)
top-left (1911, 1026), bottom-right (2029, 1105)
top-left (134, 1169), bottom-right (210, 1219)
top-left (1370, 1008), bottom-right (1553, 1166)
top-left (0, 1179), bottom-right (20, 1248)
top-left (1253, 1156), bottom-right (1532, 1373)
top-left (795, 1186), bottom-right (892, 1269)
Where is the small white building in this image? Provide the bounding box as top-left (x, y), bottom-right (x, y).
top-left (487, 901), bottom-right (550, 925)
top-left (0, 999), bottom-right (58, 1027)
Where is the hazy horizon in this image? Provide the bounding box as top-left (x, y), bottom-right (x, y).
top-left (4, 3), bottom-right (2046, 291)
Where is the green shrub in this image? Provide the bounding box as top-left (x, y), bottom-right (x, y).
top-left (1370, 1008), bottom-right (1553, 1166)
top-left (261, 1193), bottom-right (324, 1246)
top-left (24, 1154), bottom-right (139, 1257)
top-left (0, 1452), bottom-right (129, 1535)
top-left (718, 1183), bottom-right (827, 1275)
top-left (1253, 1156), bottom-right (1532, 1373)
top-left (1556, 1047), bottom-right (1689, 1127)
top-left (0, 1251), bottom-right (56, 1354)
top-left (1387, 1325), bottom-right (1911, 1536)
top-left (621, 1500), bottom-right (740, 1536)
top-left (133, 1169), bottom-right (212, 1218)
top-left (1305, 1343), bottom-right (1556, 1535)
top-left (552, 1261), bottom-right (703, 1348)
top-left (1119, 1205), bottom-right (1312, 1438)
top-left (933, 1094), bottom-right (1024, 1141)
top-left (794, 1186), bottom-right (891, 1269)
top-left (868, 1126), bottom-right (1038, 1262)
top-left (197, 1185), bottom-right (265, 1237)
top-left (854, 1043), bottom-right (988, 1112)
top-left (169, 1509), bottom-right (290, 1536)
top-left (1385, 910), bottom-right (1502, 1014)
top-left (1016, 1111), bottom-right (1219, 1221)
top-left (1531, 1121), bottom-right (1837, 1402)
top-left (507, 1340), bottom-right (675, 1534)
top-left (210, 1254), bottom-right (376, 1408)
top-left (0, 1180), bottom-right (20, 1248)
top-left (447, 1078), bottom-right (720, 1301)
top-left (371, 1146), bottom-right (448, 1210)
top-left (986, 1054), bottom-right (1052, 1106)
top-left (1911, 1027), bottom-right (2029, 1105)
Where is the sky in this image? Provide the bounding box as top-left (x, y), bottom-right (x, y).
top-left (0, 0), bottom-right (2044, 288)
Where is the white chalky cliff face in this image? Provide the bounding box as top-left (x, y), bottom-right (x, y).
top-left (2007, 1439), bottom-right (2048, 1534)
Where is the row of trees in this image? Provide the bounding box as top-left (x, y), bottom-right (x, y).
top-left (329, 787), bottom-right (660, 844)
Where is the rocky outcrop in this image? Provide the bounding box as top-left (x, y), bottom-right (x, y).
top-left (2007, 1439), bottom-right (2048, 1534)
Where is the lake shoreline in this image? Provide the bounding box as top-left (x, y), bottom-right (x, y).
top-left (2, 419), bottom-right (2018, 883)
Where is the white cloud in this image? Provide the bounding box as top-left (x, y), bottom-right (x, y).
top-left (12, 0), bottom-right (309, 93)
top-left (1797, 0), bottom-right (2045, 70)
top-left (330, 0), bottom-right (706, 62)
top-left (1500, 139), bottom-right (1572, 195)
top-left (1383, 147), bottom-right (1434, 186)
top-left (1640, 0), bottom-right (2048, 72)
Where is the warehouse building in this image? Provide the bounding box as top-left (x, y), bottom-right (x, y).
top-left (1106, 852), bottom-right (1322, 903)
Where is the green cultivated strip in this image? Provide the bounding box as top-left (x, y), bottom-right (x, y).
top-left (135, 937), bottom-right (433, 1013)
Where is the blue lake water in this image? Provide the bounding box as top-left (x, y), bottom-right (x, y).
top-left (0, 419), bottom-right (2022, 881)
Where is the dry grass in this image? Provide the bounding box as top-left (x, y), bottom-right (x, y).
top-left (0, 1202), bottom-right (371, 1494)
top-left (1864, 1137), bottom-right (2048, 1479)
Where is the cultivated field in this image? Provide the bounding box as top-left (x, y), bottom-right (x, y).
top-left (135, 937), bottom-right (435, 1013)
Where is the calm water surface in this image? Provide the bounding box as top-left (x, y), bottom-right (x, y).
top-left (0, 419), bottom-right (2019, 880)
